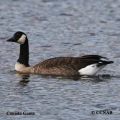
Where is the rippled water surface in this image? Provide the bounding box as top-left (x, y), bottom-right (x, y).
top-left (0, 0), bottom-right (120, 120)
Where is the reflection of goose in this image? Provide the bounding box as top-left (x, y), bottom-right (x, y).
top-left (7, 31), bottom-right (113, 76)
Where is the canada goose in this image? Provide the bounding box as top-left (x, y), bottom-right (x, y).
top-left (7, 31), bottom-right (113, 76)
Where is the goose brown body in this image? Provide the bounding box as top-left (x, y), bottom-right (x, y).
top-left (31, 55), bottom-right (112, 76)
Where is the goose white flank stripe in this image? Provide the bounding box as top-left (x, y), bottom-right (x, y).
top-left (7, 31), bottom-right (114, 76)
top-left (78, 63), bottom-right (104, 75)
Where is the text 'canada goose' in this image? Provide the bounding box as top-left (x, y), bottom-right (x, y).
top-left (7, 31), bottom-right (113, 76)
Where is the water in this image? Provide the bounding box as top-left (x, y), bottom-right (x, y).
top-left (0, 0), bottom-right (120, 119)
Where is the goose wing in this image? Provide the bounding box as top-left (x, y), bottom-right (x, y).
top-left (33, 55), bottom-right (103, 71)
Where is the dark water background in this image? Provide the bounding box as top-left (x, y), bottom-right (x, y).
top-left (0, 0), bottom-right (120, 120)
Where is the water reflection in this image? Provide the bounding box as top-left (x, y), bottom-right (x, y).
top-left (29, 74), bottom-right (113, 82)
top-left (79, 74), bottom-right (112, 83)
top-left (16, 73), bottom-right (30, 86)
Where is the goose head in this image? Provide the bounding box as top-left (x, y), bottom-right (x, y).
top-left (7, 31), bottom-right (27, 44)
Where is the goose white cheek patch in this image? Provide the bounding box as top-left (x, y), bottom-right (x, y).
top-left (18, 34), bottom-right (26, 44)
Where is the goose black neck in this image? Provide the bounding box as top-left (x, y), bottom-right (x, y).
top-left (17, 37), bottom-right (29, 67)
